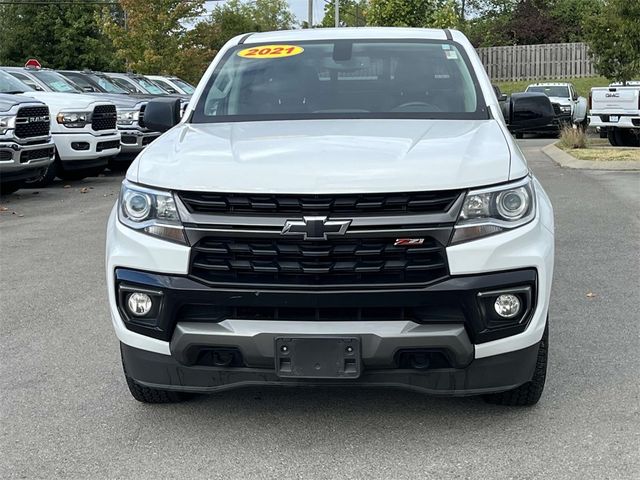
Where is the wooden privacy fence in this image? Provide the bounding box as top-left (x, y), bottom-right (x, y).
top-left (476, 42), bottom-right (596, 81)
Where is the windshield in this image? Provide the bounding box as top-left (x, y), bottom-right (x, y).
top-left (527, 86), bottom-right (570, 98)
top-left (193, 40), bottom-right (485, 123)
top-left (89, 74), bottom-right (128, 94)
top-left (0, 70), bottom-right (34, 93)
top-left (132, 77), bottom-right (168, 95)
top-left (31, 71), bottom-right (82, 93)
top-left (110, 77), bottom-right (141, 93)
top-left (172, 77), bottom-right (195, 94)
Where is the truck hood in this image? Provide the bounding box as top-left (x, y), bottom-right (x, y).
top-left (132, 119), bottom-right (519, 194)
top-left (17, 91), bottom-right (108, 113)
top-left (0, 93), bottom-right (44, 111)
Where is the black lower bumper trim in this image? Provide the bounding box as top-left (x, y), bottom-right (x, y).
top-left (121, 341), bottom-right (541, 396)
top-left (61, 158), bottom-right (108, 171)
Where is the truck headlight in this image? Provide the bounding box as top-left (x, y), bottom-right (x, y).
top-left (117, 109), bottom-right (139, 126)
top-left (0, 115), bottom-right (16, 135)
top-left (452, 176), bottom-right (536, 244)
top-left (118, 180), bottom-right (186, 244)
top-left (56, 111), bottom-right (90, 128)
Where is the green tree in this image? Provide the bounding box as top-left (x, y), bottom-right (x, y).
top-left (0, 0), bottom-right (121, 70)
top-left (367, 0), bottom-right (459, 28)
top-left (585, 0), bottom-right (640, 82)
top-left (322, 0), bottom-right (368, 27)
top-left (204, 0), bottom-right (295, 51)
top-left (101, 0), bottom-right (211, 83)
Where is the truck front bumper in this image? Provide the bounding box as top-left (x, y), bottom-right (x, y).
top-left (53, 131), bottom-right (121, 164)
top-left (122, 339), bottom-right (540, 396)
top-left (119, 129), bottom-right (161, 154)
top-left (0, 139), bottom-right (55, 182)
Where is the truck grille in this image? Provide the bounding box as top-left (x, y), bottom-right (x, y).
top-left (15, 106), bottom-right (50, 138)
top-left (178, 190), bottom-right (462, 216)
top-left (91, 105), bottom-right (117, 131)
top-left (190, 236), bottom-right (448, 288)
top-left (20, 146), bottom-right (54, 163)
top-left (138, 104), bottom-right (146, 129)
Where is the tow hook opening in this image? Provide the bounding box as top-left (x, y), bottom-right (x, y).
top-left (395, 349), bottom-right (453, 370)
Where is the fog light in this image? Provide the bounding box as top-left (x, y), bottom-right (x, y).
top-left (494, 294), bottom-right (521, 318)
top-left (127, 292), bottom-right (152, 316)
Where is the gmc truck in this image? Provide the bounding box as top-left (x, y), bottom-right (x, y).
top-left (106, 28), bottom-right (555, 406)
top-left (0, 93), bottom-right (54, 194)
top-left (0, 69), bottom-right (120, 182)
top-left (589, 83), bottom-right (640, 147)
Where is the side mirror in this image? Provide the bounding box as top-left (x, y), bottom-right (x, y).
top-left (499, 93), bottom-right (508, 102)
top-left (506, 92), bottom-right (555, 132)
top-left (492, 84), bottom-right (507, 102)
top-left (143, 97), bottom-right (182, 133)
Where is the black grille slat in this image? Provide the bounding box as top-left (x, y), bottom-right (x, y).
top-left (190, 237), bottom-right (448, 287)
top-left (91, 104), bottom-right (116, 131)
top-left (179, 190), bottom-right (461, 216)
top-left (15, 106), bottom-right (49, 138)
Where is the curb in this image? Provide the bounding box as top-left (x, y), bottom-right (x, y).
top-left (542, 143), bottom-right (640, 171)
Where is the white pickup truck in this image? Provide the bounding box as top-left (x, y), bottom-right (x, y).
top-left (0, 69), bottom-right (121, 183)
top-left (589, 83), bottom-right (640, 147)
top-left (107, 27), bottom-right (556, 406)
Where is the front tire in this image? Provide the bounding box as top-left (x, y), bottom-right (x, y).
top-left (124, 375), bottom-right (188, 404)
top-left (483, 323), bottom-right (548, 406)
top-left (121, 347), bottom-right (189, 403)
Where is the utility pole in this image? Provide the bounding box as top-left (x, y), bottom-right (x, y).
top-left (307, 0), bottom-right (313, 28)
top-left (335, 0), bottom-right (339, 27)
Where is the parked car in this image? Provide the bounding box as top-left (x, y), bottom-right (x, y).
top-left (0, 69), bottom-right (120, 183)
top-left (57, 70), bottom-right (162, 161)
top-left (107, 28), bottom-right (555, 406)
top-left (589, 83), bottom-right (640, 147)
top-left (105, 72), bottom-right (191, 111)
top-left (146, 75), bottom-right (195, 96)
top-left (0, 93), bottom-right (54, 194)
top-left (525, 82), bottom-right (588, 133)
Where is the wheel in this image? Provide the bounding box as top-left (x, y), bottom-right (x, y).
top-left (607, 128), bottom-right (619, 146)
top-left (599, 127), bottom-right (608, 139)
top-left (121, 348), bottom-right (189, 404)
top-left (613, 128), bottom-right (640, 147)
top-left (0, 181), bottom-right (22, 195)
top-left (483, 323), bottom-right (548, 406)
top-left (124, 375), bottom-right (188, 404)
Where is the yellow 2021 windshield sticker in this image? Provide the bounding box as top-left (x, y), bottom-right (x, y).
top-left (237, 45), bottom-right (304, 59)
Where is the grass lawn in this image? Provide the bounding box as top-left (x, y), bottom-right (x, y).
top-left (557, 143), bottom-right (640, 161)
top-left (496, 76), bottom-right (610, 97)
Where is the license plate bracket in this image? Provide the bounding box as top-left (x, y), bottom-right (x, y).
top-left (275, 337), bottom-right (361, 379)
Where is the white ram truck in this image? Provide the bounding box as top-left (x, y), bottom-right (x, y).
top-left (0, 69), bottom-right (120, 183)
top-left (589, 83), bottom-right (640, 147)
top-left (0, 93), bottom-right (55, 194)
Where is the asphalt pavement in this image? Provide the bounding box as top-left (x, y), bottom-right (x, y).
top-left (1, 139), bottom-right (639, 479)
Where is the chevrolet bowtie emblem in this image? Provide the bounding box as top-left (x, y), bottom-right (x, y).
top-left (282, 216), bottom-right (351, 240)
